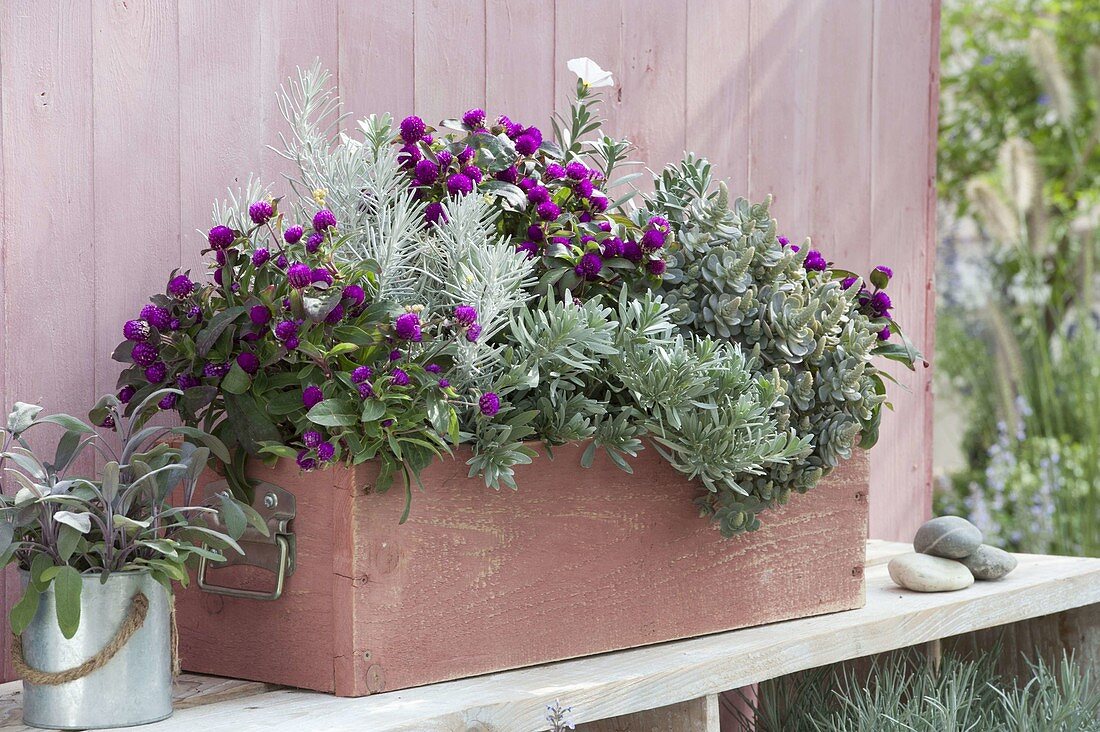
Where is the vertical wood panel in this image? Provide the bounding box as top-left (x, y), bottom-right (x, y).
top-left (485, 0), bottom-right (555, 130)
top-left (868, 0), bottom-right (940, 540)
top-left (0, 0), bottom-right (96, 680)
top-left (260, 0), bottom-right (339, 183)
top-left (554, 0), bottom-right (624, 144)
top-left (686, 0), bottom-right (752, 192)
top-left (177, 2), bottom-right (263, 274)
top-left (91, 0), bottom-right (180, 403)
top-left (413, 0), bottom-right (486, 125)
top-left (337, 2), bottom-right (415, 123)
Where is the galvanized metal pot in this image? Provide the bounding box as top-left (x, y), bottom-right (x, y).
top-left (20, 570), bottom-right (173, 730)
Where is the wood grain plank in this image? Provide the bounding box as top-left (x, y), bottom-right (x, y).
top-left (91, 0), bottom-right (180, 403)
top-left (868, 0), bottom-right (940, 540)
top-left (177, 1), bottom-right (263, 275)
top-left (578, 694), bottom-right (718, 732)
top-left (485, 0), bottom-right (555, 131)
top-left (0, 0), bottom-right (95, 681)
top-left (554, 0), bottom-right (624, 145)
top-left (616, 0), bottom-right (687, 179)
top-left (176, 447), bottom-right (868, 696)
top-left (260, 0), bottom-right (339, 183)
top-left (336, 2), bottom-right (415, 124)
top-left (686, 0), bottom-right (751, 192)
top-left (413, 0), bottom-right (486, 126)
top-left (119, 554), bottom-right (1100, 731)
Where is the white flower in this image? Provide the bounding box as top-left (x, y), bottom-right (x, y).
top-left (567, 57), bottom-right (614, 88)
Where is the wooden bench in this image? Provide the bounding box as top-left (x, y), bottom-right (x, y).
top-left (1, 541), bottom-right (1097, 731)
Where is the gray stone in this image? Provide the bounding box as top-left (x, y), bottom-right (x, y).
top-left (888, 553), bottom-right (975, 592)
top-left (959, 544), bottom-right (1018, 581)
top-left (913, 516), bottom-right (983, 559)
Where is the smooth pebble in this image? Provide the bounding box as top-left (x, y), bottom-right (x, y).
top-left (960, 544), bottom-right (1018, 581)
top-left (914, 515), bottom-right (983, 559)
top-left (888, 553), bottom-right (975, 592)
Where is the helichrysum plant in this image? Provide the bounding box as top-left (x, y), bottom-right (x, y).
top-left (0, 391), bottom-right (252, 639)
top-left (111, 58), bottom-right (917, 535)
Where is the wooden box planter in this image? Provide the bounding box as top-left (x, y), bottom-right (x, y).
top-left (174, 445), bottom-right (869, 696)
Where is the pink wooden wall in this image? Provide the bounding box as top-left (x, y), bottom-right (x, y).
top-left (0, 3), bottom-right (937, 543)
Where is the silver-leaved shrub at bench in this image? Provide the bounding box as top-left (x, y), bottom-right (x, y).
top-left (111, 59), bottom-right (920, 536)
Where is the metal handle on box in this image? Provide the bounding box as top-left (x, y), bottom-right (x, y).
top-left (195, 480), bottom-right (297, 602)
top-left (197, 535), bottom-right (291, 601)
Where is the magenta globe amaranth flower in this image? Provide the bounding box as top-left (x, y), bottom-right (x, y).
top-left (287, 263), bottom-right (312, 288)
top-left (640, 229), bottom-right (666, 251)
top-left (275, 253), bottom-right (289, 269)
top-left (874, 265), bottom-right (894, 280)
top-left (574, 178), bottom-right (595, 199)
top-left (778, 236), bottom-right (790, 247)
top-left (389, 348), bottom-right (402, 361)
top-left (312, 209), bottom-right (337, 232)
top-left (414, 159), bottom-right (439, 185)
top-left (527, 185), bottom-right (550, 204)
top-left (394, 312), bottom-right (422, 341)
top-left (325, 304), bottom-right (345, 325)
top-left (878, 325), bottom-right (892, 341)
top-left (140, 304), bottom-right (172, 330)
top-left (495, 165), bottom-right (519, 184)
top-left (177, 374), bottom-right (200, 390)
top-left (311, 267), bottom-right (333, 286)
top-left (274, 320), bottom-right (298, 342)
top-left (317, 442), bottom-right (336, 462)
top-left (296, 450), bottom-right (317, 471)
top-left (249, 200), bottom-right (274, 224)
top-left (870, 290), bottom-right (892, 317)
top-left (99, 413), bottom-right (116, 429)
top-left (399, 115), bottom-right (426, 143)
top-left (425, 364), bottom-right (442, 374)
top-left (358, 382), bottom-right (374, 399)
top-left (436, 149), bottom-right (454, 168)
top-left (545, 163), bottom-right (566, 180)
top-left (462, 165), bottom-right (483, 183)
top-left (342, 284), bottom-right (366, 309)
top-left (208, 225), bottom-right (235, 250)
top-left (622, 239), bottom-right (643, 263)
top-left (237, 352), bottom-right (260, 375)
top-left (158, 393), bottom-right (178, 410)
top-left (424, 201), bottom-right (446, 226)
top-left (602, 237), bottom-right (624, 258)
top-left (144, 362), bottom-right (167, 384)
top-left (462, 108), bottom-right (486, 128)
top-left (447, 173), bottom-right (474, 196)
top-left (647, 258), bottom-right (667, 276)
top-left (168, 274), bottom-right (194, 298)
top-left (648, 216), bottom-right (670, 234)
top-left (131, 342), bottom-right (159, 367)
top-left (566, 162), bottom-right (588, 180)
top-left (249, 305), bottom-right (271, 326)
top-left (804, 250), bottom-right (827, 272)
top-left (466, 323), bottom-right (482, 342)
top-left (352, 365), bottom-right (373, 383)
top-left (840, 276), bottom-right (859, 290)
top-left (390, 369), bottom-right (410, 386)
top-left (123, 319), bottom-right (150, 342)
top-left (285, 336), bottom-right (300, 350)
top-left (453, 305), bottom-right (478, 326)
top-left (574, 252), bottom-right (603, 280)
top-left (516, 240), bottom-right (538, 259)
top-left (479, 392), bottom-right (500, 417)
top-left (302, 429), bottom-right (323, 448)
top-left (457, 145), bottom-right (474, 165)
top-left (284, 225), bottom-right (304, 244)
top-left (252, 248), bottom-right (271, 267)
top-left (302, 385), bottom-right (324, 409)
top-left (515, 134), bottom-right (539, 156)
top-left (118, 385), bottom-right (136, 404)
top-left (398, 143), bottom-right (421, 169)
top-left (438, 378), bottom-right (450, 389)
top-left (305, 232), bottom-right (324, 254)
top-left (536, 201), bottom-right (561, 221)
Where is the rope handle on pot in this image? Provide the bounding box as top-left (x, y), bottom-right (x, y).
top-left (11, 593), bottom-right (181, 686)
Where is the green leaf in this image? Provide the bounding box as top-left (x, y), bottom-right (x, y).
top-left (360, 399), bottom-right (386, 423)
top-left (307, 399), bottom-right (358, 427)
top-left (10, 585), bottom-right (41, 636)
top-left (53, 566), bottom-right (83, 639)
top-left (221, 362), bottom-right (252, 394)
top-left (0, 521), bottom-right (13, 557)
top-left (101, 461), bottom-right (121, 502)
top-left (56, 524), bottom-right (81, 562)
top-left (35, 414), bottom-right (96, 435)
top-left (53, 511), bottom-right (92, 534)
top-left (196, 306), bottom-right (247, 356)
top-left (50, 430), bottom-right (84, 473)
top-left (223, 393), bottom-right (282, 455)
top-left (218, 494), bottom-right (248, 539)
top-left (171, 426), bottom-right (232, 464)
top-left (257, 443), bottom-right (298, 459)
top-left (325, 343), bottom-right (359, 358)
top-left (6, 403), bottom-right (43, 435)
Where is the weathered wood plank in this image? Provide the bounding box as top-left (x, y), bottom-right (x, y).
top-left (134, 549), bottom-right (1100, 731)
top-left (0, 0), bottom-right (96, 681)
top-left (485, 0), bottom-right (555, 130)
top-left (577, 694), bottom-right (718, 732)
top-left (91, 0), bottom-right (181, 403)
top-left (413, 0), bottom-right (486, 125)
top-left (337, 2), bottom-right (415, 126)
top-left (868, 0), bottom-right (941, 541)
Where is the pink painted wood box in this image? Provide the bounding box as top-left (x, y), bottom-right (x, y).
top-left (174, 445), bottom-right (869, 696)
